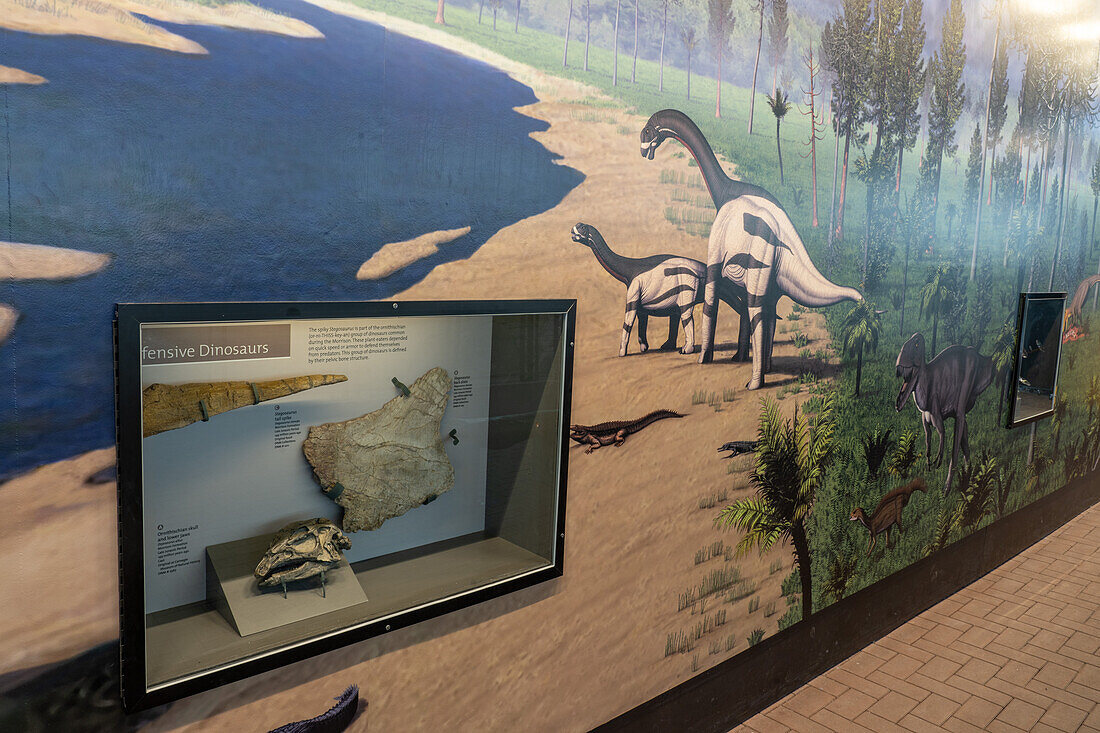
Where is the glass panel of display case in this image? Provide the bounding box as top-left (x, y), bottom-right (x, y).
top-left (1007, 292), bottom-right (1066, 427)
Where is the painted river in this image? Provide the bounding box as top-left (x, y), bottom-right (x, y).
top-left (0, 1), bottom-right (581, 477)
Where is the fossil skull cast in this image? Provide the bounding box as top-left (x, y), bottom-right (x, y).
top-left (254, 518), bottom-right (351, 588)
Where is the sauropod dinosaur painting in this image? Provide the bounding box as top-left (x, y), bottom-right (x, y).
top-left (570, 222), bottom-right (746, 356)
top-left (640, 109), bottom-right (862, 388)
top-left (895, 333), bottom-right (994, 494)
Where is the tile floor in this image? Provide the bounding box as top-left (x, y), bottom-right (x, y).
top-left (735, 501), bottom-right (1100, 732)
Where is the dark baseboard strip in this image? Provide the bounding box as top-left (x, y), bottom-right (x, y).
top-left (595, 474), bottom-right (1099, 733)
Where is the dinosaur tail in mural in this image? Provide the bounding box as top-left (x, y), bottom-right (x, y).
top-left (773, 227), bottom-right (863, 308)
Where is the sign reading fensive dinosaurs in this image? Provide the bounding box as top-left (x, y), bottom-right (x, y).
top-left (141, 323), bottom-right (292, 365)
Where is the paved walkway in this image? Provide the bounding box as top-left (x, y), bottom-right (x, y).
top-left (735, 501), bottom-right (1100, 733)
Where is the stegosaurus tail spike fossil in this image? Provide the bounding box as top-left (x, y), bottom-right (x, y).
top-left (142, 374), bottom-right (348, 437)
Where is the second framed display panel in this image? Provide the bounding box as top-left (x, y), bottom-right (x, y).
top-left (115, 300), bottom-right (574, 711)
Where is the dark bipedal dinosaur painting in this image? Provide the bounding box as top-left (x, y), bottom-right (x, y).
top-left (570, 223), bottom-right (746, 356)
top-left (895, 333), bottom-right (994, 493)
top-left (850, 478), bottom-right (928, 555)
top-left (569, 409), bottom-right (684, 453)
top-left (639, 109), bottom-right (862, 389)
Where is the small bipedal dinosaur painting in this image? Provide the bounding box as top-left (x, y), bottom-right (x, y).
top-left (850, 478), bottom-right (927, 554)
top-left (639, 109), bottom-right (862, 389)
top-left (570, 223), bottom-right (747, 356)
top-left (569, 409), bottom-right (684, 453)
top-left (895, 333), bottom-right (993, 494)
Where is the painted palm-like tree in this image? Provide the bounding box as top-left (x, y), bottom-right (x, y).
top-left (840, 300), bottom-right (881, 396)
top-left (680, 27), bottom-right (698, 101)
top-left (717, 395), bottom-right (835, 623)
top-left (435, 0), bottom-right (445, 24)
top-left (766, 88), bottom-right (792, 184)
top-left (919, 264), bottom-right (954, 356)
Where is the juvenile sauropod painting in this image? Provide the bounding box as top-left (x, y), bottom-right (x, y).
top-left (3, 0), bottom-right (1100, 728)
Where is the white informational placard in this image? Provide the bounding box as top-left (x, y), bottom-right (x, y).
top-left (140, 315), bottom-right (493, 613)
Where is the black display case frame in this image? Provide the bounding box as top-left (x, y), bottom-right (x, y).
top-left (1005, 292), bottom-right (1066, 429)
top-left (114, 299), bottom-right (575, 712)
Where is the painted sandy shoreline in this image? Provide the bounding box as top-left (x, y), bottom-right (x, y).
top-left (0, 0), bottom-right (322, 56)
top-left (0, 65), bottom-right (47, 84)
top-left (0, 241), bottom-right (113, 344)
top-left (3, 9), bottom-right (837, 731)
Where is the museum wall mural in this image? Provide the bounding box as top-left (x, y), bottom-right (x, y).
top-left (3, 0), bottom-right (1100, 727)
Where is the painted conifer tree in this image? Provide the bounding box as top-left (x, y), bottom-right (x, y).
top-left (612, 0), bottom-right (621, 85)
top-left (632, 0), bottom-right (640, 83)
top-left (562, 0), bottom-right (573, 67)
top-left (748, 0), bottom-right (766, 135)
top-left (965, 123), bottom-right (983, 220)
top-left (658, 0), bottom-right (680, 92)
top-left (708, 0), bottom-right (735, 118)
top-left (969, 0), bottom-right (1006, 282)
top-left (925, 0), bottom-right (967, 236)
top-left (890, 0), bottom-right (926, 201)
top-left (1090, 155), bottom-right (1100, 248)
top-left (986, 41), bottom-right (1009, 205)
top-left (768, 0), bottom-right (788, 97)
top-left (1049, 46), bottom-right (1099, 291)
top-left (584, 0), bottom-right (593, 71)
top-left (681, 27), bottom-right (697, 100)
top-left (860, 0), bottom-right (902, 277)
top-left (824, 0), bottom-right (872, 243)
top-left (802, 47), bottom-right (824, 227)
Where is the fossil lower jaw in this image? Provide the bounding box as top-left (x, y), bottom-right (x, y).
top-left (257, 559), bottom-right (339, 587)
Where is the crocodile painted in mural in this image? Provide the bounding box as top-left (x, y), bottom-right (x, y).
top-left (569, 409), bottom-right (685, 453)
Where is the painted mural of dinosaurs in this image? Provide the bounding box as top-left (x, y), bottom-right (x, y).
top-left (850, 478), bottom-right (927, 555)
top-left (640, 109), bottom-right (862, 388)
top-left (895, 333), bottom-right (994, 494)
top-left (1064, 274), bottom-right (1100, 342)
top-left (571, 223), bottom-right (747, 356)
top-left (569, 409), bottom-right (684, 453)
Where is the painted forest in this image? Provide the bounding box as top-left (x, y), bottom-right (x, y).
top-left (353, 0), bottom-right (1100, 632)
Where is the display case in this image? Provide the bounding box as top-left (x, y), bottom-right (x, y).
top-left (1006, 292), bottom-right (1066, 428)
top-left (114, 300), bottom-right (574, 711)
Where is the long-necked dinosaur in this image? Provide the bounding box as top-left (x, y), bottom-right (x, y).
top-left (850, 478), bottom-right (927, 554)
top-left (896, 333), bottom-right (993, 494)
top-left (569, 409), bottom-right (684, 453)
top-left (571, 223), bottom-right (747, 356)
top-left (641, 110), bottom-right (862, 388)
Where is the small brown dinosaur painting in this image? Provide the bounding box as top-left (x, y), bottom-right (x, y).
top-left (569, 410), bottom-right (684, 453)
top-left (850, 478), bottom-right (927, 555)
